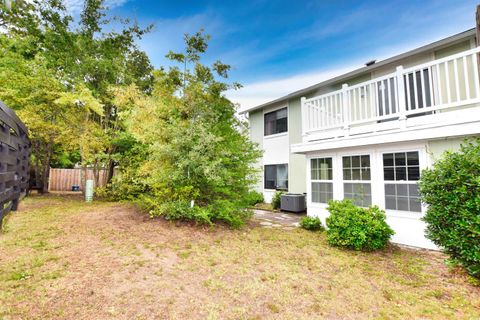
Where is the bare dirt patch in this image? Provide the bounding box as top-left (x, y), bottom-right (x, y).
top-left (0, 195), bottom-right (479, 319)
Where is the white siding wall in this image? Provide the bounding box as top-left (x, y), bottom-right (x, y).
top-left (262, 105), bottom-right (289, 203)
top-left (305, 141), bottom-right (437, 249)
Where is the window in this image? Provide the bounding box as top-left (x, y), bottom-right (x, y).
top-left (342, 155), bottom-right (371, 207)
top-left (383, 151), bottom-right (421, 212)
top-left (264, 107), bottom-right (287, 136)
top-left (264, 164), bottom-right (288, 190)
top-left (311, 158), bottom-right (333, 203)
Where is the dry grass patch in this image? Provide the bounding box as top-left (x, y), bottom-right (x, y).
top-left (0, 194), bottom-right (478, 319)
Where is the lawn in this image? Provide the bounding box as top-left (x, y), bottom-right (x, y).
top-left (0, 195), bottom-right (479, 319)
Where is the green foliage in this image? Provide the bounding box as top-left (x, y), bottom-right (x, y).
top-left (50, 149), bottom-right (81, 169)
top-left (326, 200), bottom-right (394, 251)
top-left (299, 216), bottom-right (324, 231)
top-left (147, 200), bottom-right (213, 226)
top-left (245, 191), bottom-right (264, 206)
top-left (271, 191), bottom-right (284, 210)
top-left (208, 200), bottom-right (253, 229)
top-left (106, 30), bottom-right (261, 227)
top-left (100, 133), bottom-right (150, 201)
top-left (137, 197), bottom-right (252, 229)
top-left (419, 139), bottom-right (480, 278)
top-left (2, 2), bottom-right (259, 228)
top-left (0, 0), bottom-right (154, 191)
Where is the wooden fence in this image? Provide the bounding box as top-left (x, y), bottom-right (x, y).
top-left (48, 168), bottom-right (109, 192)
top-left (0, 100), bottom-right (30, 226)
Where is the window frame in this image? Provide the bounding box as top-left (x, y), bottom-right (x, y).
top-left (264, 107), bottom-right (288, 136)
top-left (310, 157), bottom-right (333, 204)
top-left (382, 151), bottom-right (422, 213)
top-left (341, 154), bottom-right (372, 207)
top-left (264, 164), bottom-right (288, 191)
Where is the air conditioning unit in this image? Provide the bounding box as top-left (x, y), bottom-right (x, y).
top-left (280, 193), bottom-right (306, 213)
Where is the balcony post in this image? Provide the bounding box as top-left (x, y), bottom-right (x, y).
top-left (301, 97), bottom-right (307, 136)
top-left (342, 83), bottom-right (350, 137)
top-left (396, 65), bottom-right (407, 128)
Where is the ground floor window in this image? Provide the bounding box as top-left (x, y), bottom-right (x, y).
top-left (264, 164), bottom-right (288, 190)
top-left (383, 151), bottom-right (421, 212)
top-left (311, 158), bottom-right (333, 203)
top-left (342, 155), bottom-right (372, 207)
top-left (308, 149), bottom-right (424, 213)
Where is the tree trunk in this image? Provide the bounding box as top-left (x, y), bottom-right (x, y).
top-left (106, 158), bottom-right (115, 184)
top-left (33, 142), bottom-right (41, 188)
top-left (41, 163), bottom-right (49, 194)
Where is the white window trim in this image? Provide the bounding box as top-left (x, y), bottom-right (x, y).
top-left (340, 153), bottom-right (373, 207)
top-left (378, 147), bottom-right (428, 219)
top-left (310, 157), bottom-right (334, 205)
top-left (306, 142), bottom-right (428, 218)
top-left (307, 153), bottom-right (336, 209)
top-left (263, 131), bottom-right (288, 140)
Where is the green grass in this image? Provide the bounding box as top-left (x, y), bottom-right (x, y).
top-left (0, 194), bottom-right (478, 319)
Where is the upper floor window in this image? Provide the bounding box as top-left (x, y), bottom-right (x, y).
top-left (264, 107), bottom-right (287, 136)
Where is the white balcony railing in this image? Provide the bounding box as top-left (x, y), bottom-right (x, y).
top-left (302, 47), bottom-right (480, 137)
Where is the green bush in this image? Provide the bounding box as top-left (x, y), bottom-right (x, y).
top-left (326, 199), bottom-right (394, 251)
top-left (244, 190), bottom-right (264, 206)
top-left (299, 216), bottom-right (324, 231)
top-left (209, 199), bottom-right (253, 229)
top-left (140, 196), bottom-right (253, 229)
top-left (271, 191), bottom-right (284, 210)
top-left (419, 139), bottom-right (480, 278)
top-left (145, 199), bottom-right (212, 225)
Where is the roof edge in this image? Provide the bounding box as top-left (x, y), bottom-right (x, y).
top-left (239, 28), bottom-right (476, 115)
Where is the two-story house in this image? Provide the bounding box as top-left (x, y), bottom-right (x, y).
top-left (241, 28), bottom-right (480, 249)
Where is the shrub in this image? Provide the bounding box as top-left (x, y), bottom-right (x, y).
top-left (140, 196), bottom-right (253, 229)
top-left (419, 139), bottom-right (480, 278)
top-left (326, 199), bottom-right (394, 251)
top-left (147, 200), bottom-right (213, 225)
top-left (271, 191), bottom-right (284, 210)
top-left (244, 190), bottom-right (264, 206)
top-left (299, 216), bottom-right (324, 231)
top-left (209, 199), bottom-right (253, 229)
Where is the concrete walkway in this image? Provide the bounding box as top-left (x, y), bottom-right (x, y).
top-left (252, 209), bottom-right (305, 230)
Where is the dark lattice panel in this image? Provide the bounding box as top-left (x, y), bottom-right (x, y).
top-left (0, 100), bottom-right (30, 227)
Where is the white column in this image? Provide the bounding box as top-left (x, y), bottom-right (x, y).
top-left (305, 155), bottom-right (312, 214)
top-left (342, 84), bottom-right (350, 137)
top-left (301, 96), bottom-right (307, 137)
top-left (396, 66), bottom-right (407, 128)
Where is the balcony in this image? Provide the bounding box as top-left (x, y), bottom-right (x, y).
top-left (301, 47), bottom-right (480, 142)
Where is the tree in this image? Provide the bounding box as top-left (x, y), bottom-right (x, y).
top-left (109, 31), bottom-right (261, 227)
top-left (0, 0), bottom-right (154, 191)
top-left (0, 36), bottom-right (66, 192)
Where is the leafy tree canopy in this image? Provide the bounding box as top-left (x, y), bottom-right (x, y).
top-left (0, 0), bottom-right (154, 191)
top-left (107, 30), bottom-right (261, 227)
